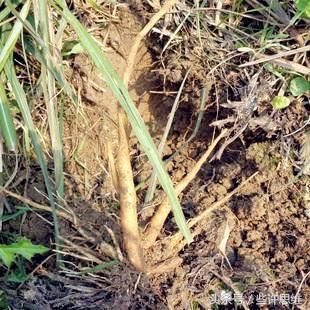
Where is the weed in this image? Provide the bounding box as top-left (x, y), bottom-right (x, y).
top-left (272, 95), bottom-right (291, 109)
top-left (0, 238), bottom-right (48, 268)
top-left (290, 76), bottom-right (310, 96)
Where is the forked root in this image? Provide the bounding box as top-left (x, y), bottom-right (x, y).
top-left (116, 0), bottom-right (179, 271)
top-left (143, 130), bottom-right (228, 248)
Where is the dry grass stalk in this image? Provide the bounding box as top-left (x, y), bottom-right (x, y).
top-left (143, 130), bottom-right (228, 248)
top-left (270, 58), bottom-right (310, 76)
top-left (301, 131), bottom-right (310, 175)
top-left (60, 237), bottom-right (104, 264)
top-left (116, 0), bottom-right (179, 271)
top-left (0, 186), bottom-right (73, 221)
top-left (239, 45), bottom-right (310, 68)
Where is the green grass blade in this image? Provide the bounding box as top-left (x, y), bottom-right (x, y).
top-left (0, 207), bottom-right (28, 223)
top-left (0, 0), bottom-right (24, 23)
top-left (0, 0), bottom-right (31, 73)
top-left (53, 0), bottom-right (192, 243)
top-left (145, 70), bottom-right (189, 204)
top-left (35, 1), bottom-right (64, 198)
top-left (0, 1), bottom-right (18, 23)
top-left (4, 56), bottom-right (61, 262)
top-left (0, 80), bottom-right (17, 151)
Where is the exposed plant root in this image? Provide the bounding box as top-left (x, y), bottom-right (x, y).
top-left (105, 225), bottom-right (124, 262)
top-left (106, 139), bottom-right (118, 192)
top-left (143, 130), bottom-right (228, 248)
top-left (117, 113), bottom-right (145, 272)
top-left (122, 0), bottom-right (179, 86)
top-left (162, 225), bottom-right (203, 259)
top-left (0, 186), bottom-right (120, 260)
top-left (116, 0), bottom-right (179, 271)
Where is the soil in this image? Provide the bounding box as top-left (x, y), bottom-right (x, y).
top-left (1, 3), bottom-right (309, 310)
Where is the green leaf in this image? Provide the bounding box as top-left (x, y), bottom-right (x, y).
top-left (0, 248), bottom-right (14, 267)
top-left (0, 239), bottom-right (48, 268)
top-left (6, 263), bottom-right (29, 283)
top-left (0, 0), bottom-right (31, 73)
top-left (289, 76), bottom-right (310, 96)
top-left (0, 207), bottom-right (28, 223)
top-left (295, 0), bottom-right (310, 18)
top-left (0, 1), bottom-right (22, 24)
top-left (272, 96), bottom-right (291, 109)
top-left (0, 80), bottom-right (18, 151)
top-left (0, 291), bottom-right (8, 309)
top-left (264, 63), bottom-right (285, 80)
top-left (62, 40), bottom-right (84, 56)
